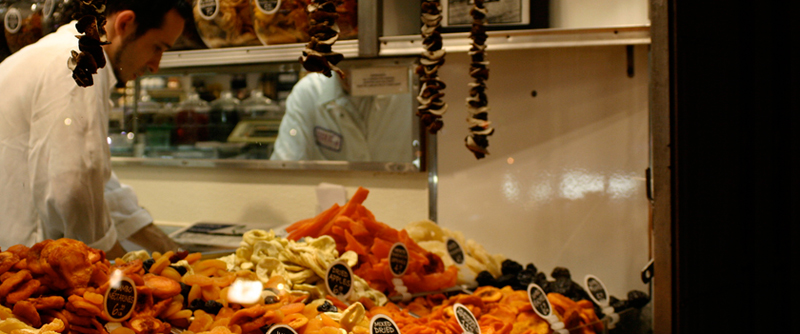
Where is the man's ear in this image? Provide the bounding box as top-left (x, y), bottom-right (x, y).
top-left (113, 10), bottom-right (137, 39)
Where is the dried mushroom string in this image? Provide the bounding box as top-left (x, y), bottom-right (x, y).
top-left (68, 0), bottom-right (108, 87)
top-left (464, 0), bottom-right (493, 159)
top-left (417, 0), bottom-right (447, 134)
top-left (300, 0), bottom-right (344, 78)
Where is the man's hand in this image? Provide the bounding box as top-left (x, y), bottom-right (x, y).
top-left (127, 222), bottom-right (180, 254)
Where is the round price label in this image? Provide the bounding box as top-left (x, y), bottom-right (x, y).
top-left (389, 243), bottom-right (409, 276)
top-left (370, 314), bottom-right (401, 334)
top-left (267, 324), bottom-right (298, 334)
top-left (104, 276), bottom-right (137, 322)
top-left (527, 283), bottom-right (552, 319)
top-left (4, 8), bottom-right (21, 34)
top-left (42, 0), bottom-right (55, 18)
top-left (446, 238), bottom-right (465, 265)
top-left (453, 303), bottom-right (481, 334)
top-left (256, 0), bottom-right (281, 15)
top-left (196, 0), bottom-right (219, 20)
top-left (584, 275), bottom-right (609, 306)
top-left (325, 260), bottom-right (353, 300)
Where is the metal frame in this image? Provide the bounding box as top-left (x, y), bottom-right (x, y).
top-left (649, 0), bottom-right (673, 333)
top-left (111, 157), bottom-right (420, 172)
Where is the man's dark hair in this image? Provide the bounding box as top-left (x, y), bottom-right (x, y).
top-left (106, 0), bottom-right (193, 38)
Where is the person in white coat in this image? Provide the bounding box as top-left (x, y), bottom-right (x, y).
top-left (270, 72), bottom-right (414, 162)
top-left (0, 0), bottom-right (190, 257)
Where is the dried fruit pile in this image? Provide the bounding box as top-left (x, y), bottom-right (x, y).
top-left (285, 187), bottom-right (458, 295)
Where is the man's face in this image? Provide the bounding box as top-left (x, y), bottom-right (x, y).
top-left (112, 10), bottom-right (184, 83)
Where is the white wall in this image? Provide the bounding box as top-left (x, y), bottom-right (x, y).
top-left (433, 45), bottom-right (650, 296)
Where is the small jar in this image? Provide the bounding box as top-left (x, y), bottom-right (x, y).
top-left (209, 90), bottom-right (240, 142)
top-left (174, 92), bottom-right (210, 145)
top-left (4, 0), bottom-right (44, 53)
top-left (240, 89), bottom-right (282, 119)
top-left (194, 0), bottom-right (260, 48)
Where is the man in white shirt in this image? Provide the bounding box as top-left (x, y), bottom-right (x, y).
top-left (0, 0), bottom-right (191, 257)
top-left (270, 72), bottom-right (415, 162)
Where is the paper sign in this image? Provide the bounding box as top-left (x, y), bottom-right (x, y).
top-left (370, 314), bottom-right (401, 334)
top-left (389, 243), bottom-right (409, 276)
top-left (104, 276), bottom-right (137, 322)
top-left (350, 67), bottom-right (409, 96)
top-left (527, 283), bottom-right (552, 319)
top-left (267, 325), bottom-right (298, 334)
top-left (325, 260), bottom-right (353, 300)
top-left (584, 275), bottom-right (609, 306)
top-left (446, 238), bottom-right (465, 265)
top-left (453, 303), bottom-right (481, 334)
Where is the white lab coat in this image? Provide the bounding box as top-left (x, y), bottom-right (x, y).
top-left (270, 73), bottom-right (414, 162)
top-left (0, 23), bottom-right (124, 251)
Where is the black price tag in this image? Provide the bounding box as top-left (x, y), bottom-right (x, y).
top-left (104, 276), bottom-right (137, 322)
top-left (453, 303), bottom-right (481, 334)
top-left (370, 315), bottom-right (401, 334)
top-left (197, 0), bottom-right (219, 20)
top-left (389, 243), bottom-right (409, 277)
top-left (446, 238), bottom-right (465, 265)
top-left (325, 260), bottom-right (353, 300)
top-left (5, 8), bottom-right (21, 34)
top-left (42, 0), bottom-right (55, 17)
top-left (584, 275), bottom-right (609, 306)
top-left (267, 325), bottom-right (298, 334)
top-left (527, 283), bottom-right (552, 319)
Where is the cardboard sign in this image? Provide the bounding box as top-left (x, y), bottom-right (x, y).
top-left (453, 303), bottom-right (481, 334)
top-left (527, 284), bottom-right (552, 319)
top-left (584, 275), bottom-right (609, 306)
top-left (267, 325), bottom-right (298, 334)
top-left (370, 314), bottom-right (401, 334)
top-left (446, 238), bottom-right (465, 265)
top-left (389, 243), bottom-right (409, 276)
top-left (325, 260), bottom-right (353, 300)
top-left (104, 276), bottom-right (137, 322)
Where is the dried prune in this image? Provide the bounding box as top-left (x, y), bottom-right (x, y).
top-left (204, 300), bottom-right (223, 315)
top-left (525, 263), bottom-right (538, 274)
top-left (516, 269), bottom-right (536, 286)
top-left (495, 274), bottom-right (516, 288)
top-left (171, 265), bottom-right (188, 276)
top-left (475, 271), bottom-right (496, 287)
top-left (142, 258), bottom-right (155, 273)
top-left (550, 267), bottom-right (571, 279)
top-left (627, 290), bottom-right (650, 308)
top-left (501, 260), bottom-right (523, 276)
top-left (189, 298), bottom-right (205, 311)
top-left (609, 295), bottom-right (629, 312)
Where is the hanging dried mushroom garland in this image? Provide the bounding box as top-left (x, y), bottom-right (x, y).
top-left (68, 0), bottom-right (109, 87)
top-left (300, 0), bottom-right (344, 78)
top-left (417, 0), bottom-right (447, 134)
top-left (464, 0), bottom-right (494, 159)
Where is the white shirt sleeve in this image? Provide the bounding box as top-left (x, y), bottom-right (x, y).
top-left (27, 53), bottom-right (118, 252)
top-left (105, 171), bottom-right (153, 240)
top-left (271, 76), bottom-right (322, 161)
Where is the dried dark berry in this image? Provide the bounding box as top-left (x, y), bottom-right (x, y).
top-left (180, 282), bottom-right (191, 302)
top-left (516, 269), bottom-right (536, 286)
top-left (627, 290), bottom-right (650, 308)
top-left (189, 299), bottom-right (205, 311)
top-left (495, 274), bottom-right (516, 288)
top-left (264, 295), bottom-right (279, 305)
top-left (171, 265), bottom-right (188, 276)
top-left (501, 260), bottom-right (523, 276)
top-left (475, 271), bottom-right (496, 287)
top-left (316, 301), bottom-right (337, 313)
top-left (534, 272), bottom-right (548, 285)
top-left (550, 267), bottom-right (571, 279)
top-left (143, 258), bottom-right (155, 273)
top-left (204, 300), bottom-right (223, 315)
top-left (609, 295), bottom-right (629, 312)
top-left (525, 263), bottom-right (538, 274)
top-left (171, 250), bottom-right (190, 263)
top-left (550, 277), bottom-right (573, 296)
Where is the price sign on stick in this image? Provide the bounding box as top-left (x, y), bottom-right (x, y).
top-left (584, 275), bottom-right (609, 306)
top-left (268, 325), bottom-right (298, 334)
top-left (389, 243), bottom-right (410, 276)
top-left (325, 260), bottom-right (353, 300)
top-left (104, 276), bottom-right (137, 322)
top-left (453, 303), bottom-right (481, 334)
top-left (370, 315), bottom-right (402, 334)
top-left (527, 283), bottom-right (552, 319)
top-left (446, 238), bottom-right (465, 265)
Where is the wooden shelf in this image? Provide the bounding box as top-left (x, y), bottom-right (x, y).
top-left (159, 40), bottom-right (360, 69)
